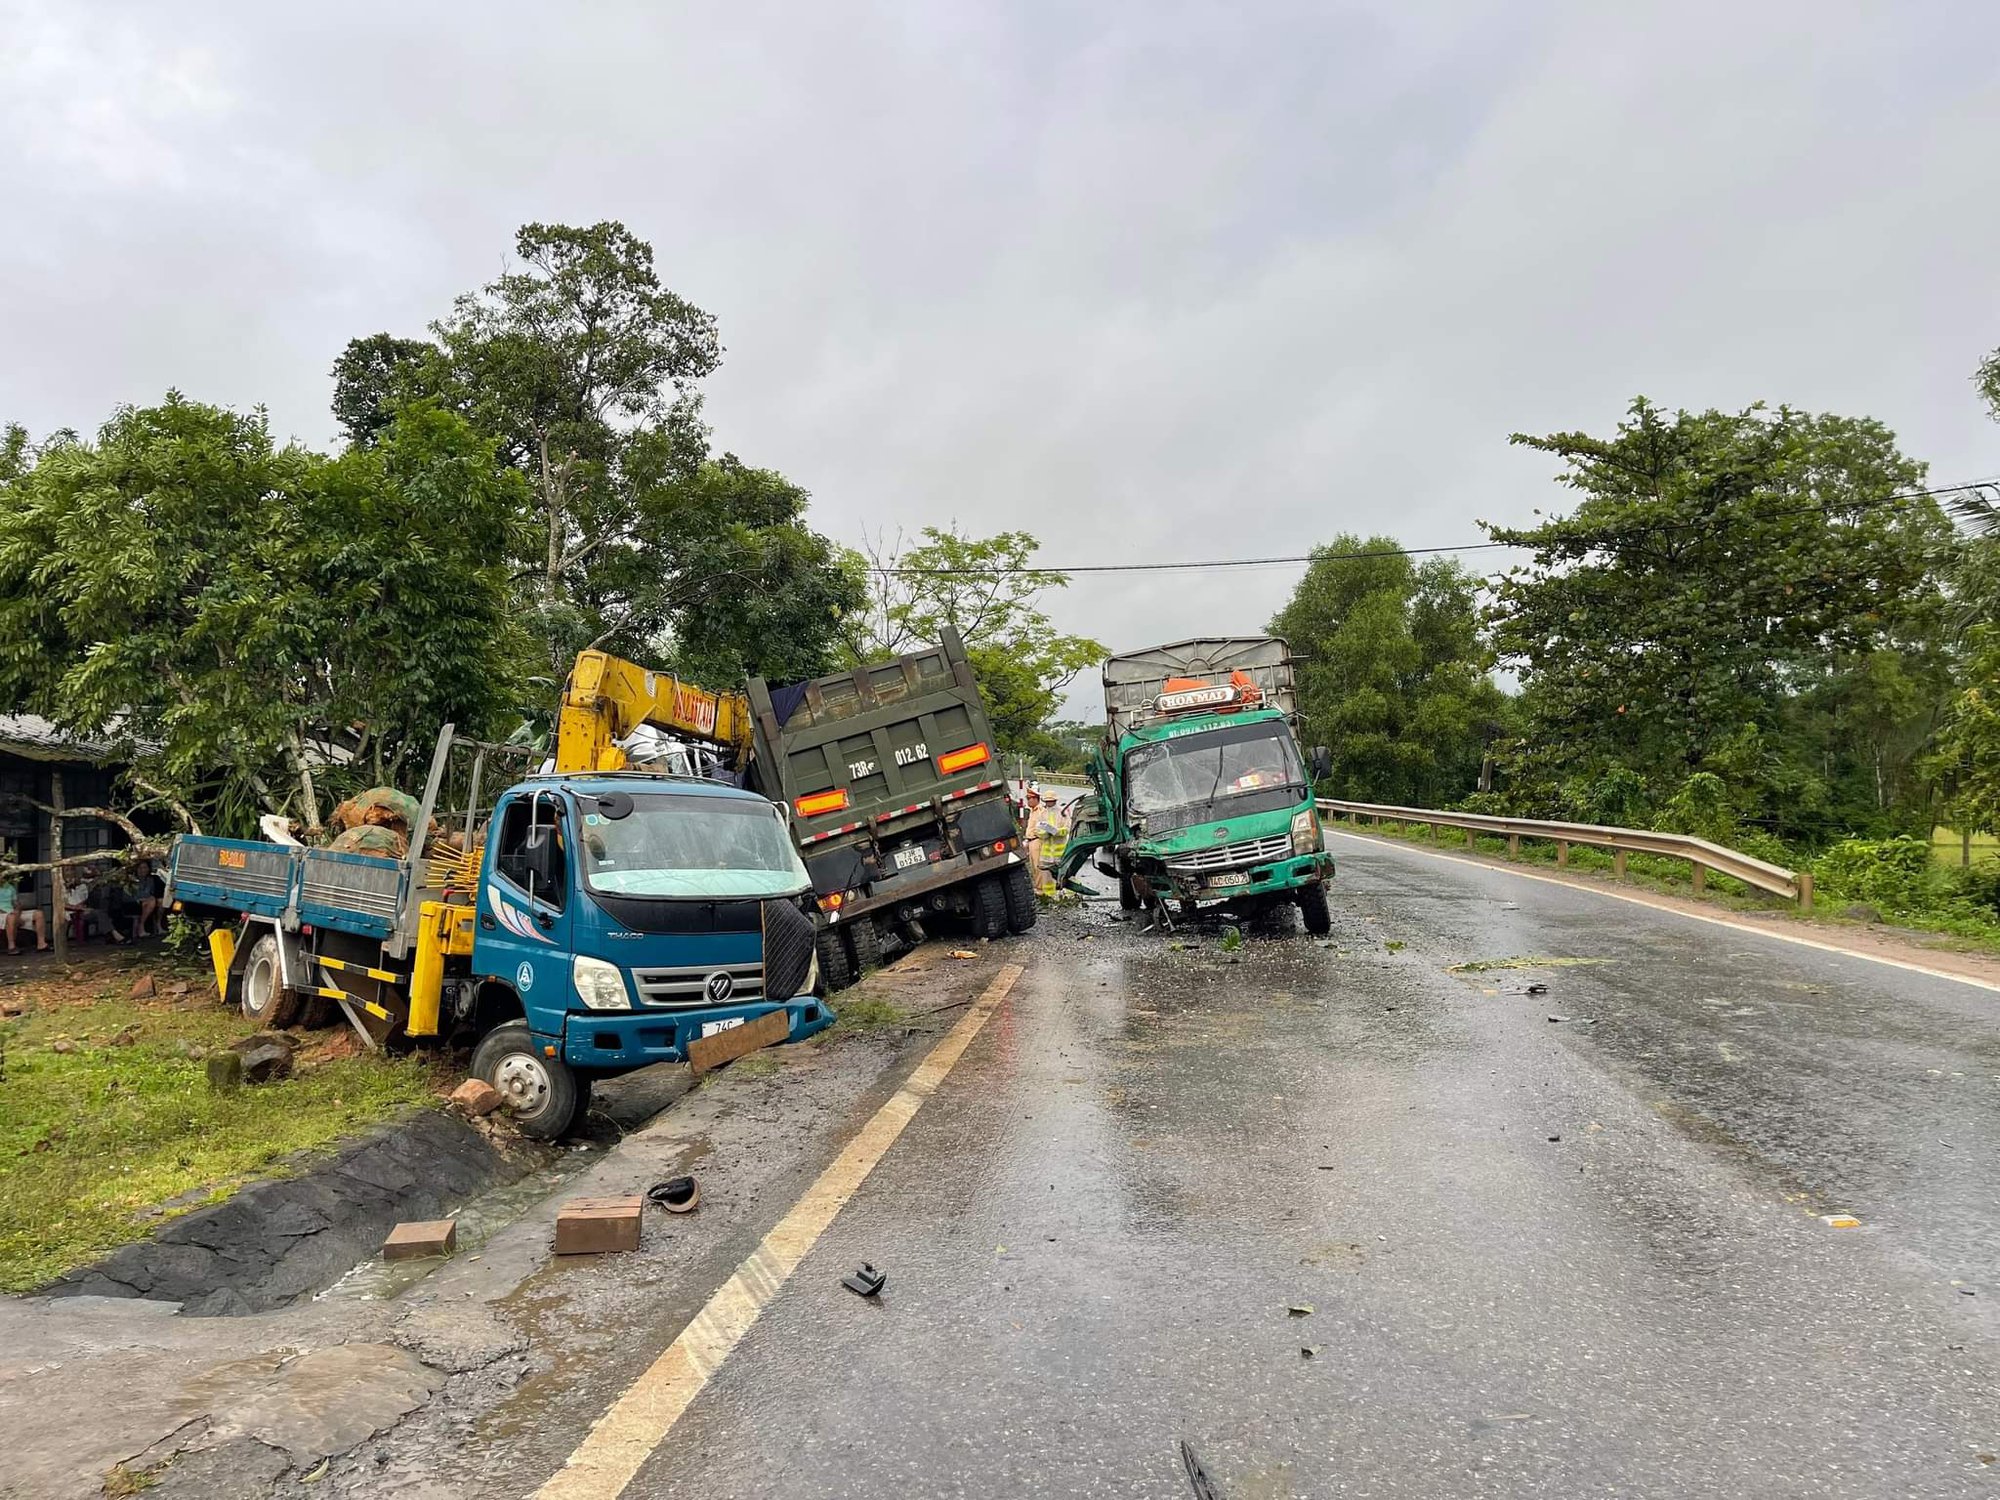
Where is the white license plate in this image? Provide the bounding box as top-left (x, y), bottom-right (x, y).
top-left (1207, 871), bottom-right (1252, 888)
top-left (700, 1017), bottom-right (744, 1038)
top-left (893, 845), bottom-right (928, 870)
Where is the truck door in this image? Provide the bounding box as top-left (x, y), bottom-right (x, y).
top-left (478, 789), bottom-right (575, 1032)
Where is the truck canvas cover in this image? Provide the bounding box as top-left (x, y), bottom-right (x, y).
top-left (1102, 636), bottom-right (1297, 739)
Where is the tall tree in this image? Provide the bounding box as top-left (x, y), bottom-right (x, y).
top-left (1486, 399), bottom-right (1950, 841)
top-left (0, 396), bottom-right (532, 833)
top-left (842, 527), bottom-right (1103, 755)
top-left (1268, 536), bottom-right (1506, 804)
top-left (329, 221), bottom-right (857, 684)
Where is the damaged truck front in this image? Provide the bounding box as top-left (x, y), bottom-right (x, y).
top-left (1059, 637), bottom-right (1334, 933)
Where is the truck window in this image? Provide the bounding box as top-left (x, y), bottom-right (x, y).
top-left (495, 795), bottom-right (568, 911)
top-left (578, 794), bottom-right (808, 899)
top-left (1124, 723), bottom-right (1304, 833)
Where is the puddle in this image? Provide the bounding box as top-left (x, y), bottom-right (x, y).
top-left (316, 1152), bottom-right (596, 1303)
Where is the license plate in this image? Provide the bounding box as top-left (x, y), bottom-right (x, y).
top-left (1207, 871), bottom-right (1251, 888)
top-left (700, 1017), bottom-right (744, 1038)
top-left (893, 845), bottom-right (928, 870)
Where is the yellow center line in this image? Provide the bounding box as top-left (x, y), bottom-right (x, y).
top-left (1330, 829), bottom-right (2000, 994)
top-left (533, 962), bottom-right (1025, 1500)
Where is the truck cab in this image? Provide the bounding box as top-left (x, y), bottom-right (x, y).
top-left (1059, 637), bottom-right (1335, 934)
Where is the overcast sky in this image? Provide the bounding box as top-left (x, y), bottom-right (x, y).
top-left (5, 0), bottom-right (1998, 705)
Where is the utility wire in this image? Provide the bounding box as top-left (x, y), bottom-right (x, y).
top-left (866, 476), bottom-right (2000, 577)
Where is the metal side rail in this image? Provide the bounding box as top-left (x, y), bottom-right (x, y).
top-left (1318, 798), bottom-right (1811, 908)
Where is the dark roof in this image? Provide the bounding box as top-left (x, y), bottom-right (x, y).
top-left (0, 714), bottom-right (119, 763)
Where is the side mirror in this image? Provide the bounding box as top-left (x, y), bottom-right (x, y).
top-left (1310, 745), bottom-right (1332, 781)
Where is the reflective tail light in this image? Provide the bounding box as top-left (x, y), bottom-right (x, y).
top-left (937, 743), bottom-right (991, 775)
top-left (795, 788), bottom-right (850, 817)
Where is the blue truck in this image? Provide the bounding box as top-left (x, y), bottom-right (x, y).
top-left (165, 726), bottom-right (831, 1138)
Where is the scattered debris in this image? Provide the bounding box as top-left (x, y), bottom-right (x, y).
top-left (1448, 955), bottom-right (1608, 974)
top-left (1524, 982), bottom-right (1549, 995)
top-left (1180, 1440), bottom-right (1226, 1500)
top-left (1384, 941), bottom-right (1404, 952)
top-left (1819, 1213), bottom-right (1861, 1229)
top-left (382, 1218), bottom-right (458, 1260)
top-left (647, 1175), bottom-right (700, 1214)
top-left (949, 949), bottom-right (978, 960)
top-left (1286, 1303), bottom-right (1314, 1318)
top-left (448, 1078), bottom-right (505, 1117)
top-left (688, 1007), bottom-right (790, 1074)
top-left (1546, 1015), bottom-right (1596, 1025)
top-left (107, 1023), bottom-right (139, 1047)
top-left (555, 1195), bottom-right (644, 1255)
top-left (128, 973), bottom-right (157, 999)
top-left (1547, 1134), bottom-right (1562, 1143)
top-left (1300, 1345), bottom-right (1322, 1359)
top-left (206, 1051), bottom-right (243, 1090)
top-left (230, 1031), bottom-right (297, 1084)
top-left (842, 1262), bottom-right (887, 1297)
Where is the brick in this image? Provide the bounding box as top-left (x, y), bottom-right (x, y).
top-left (686, 1008), bottom-right (791, 1075)
top-left (554, 1196), bottom-right (644, 1255)
top-left (382, 1218), bottom-right (458, 1260)
top-left (129, 974), bottom-right (156, 999)
top-left (448, 1078), bottom-right (504, 1116)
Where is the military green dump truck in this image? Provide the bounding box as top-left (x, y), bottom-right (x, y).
top-left (745, 627), bottom-right (1035, 989)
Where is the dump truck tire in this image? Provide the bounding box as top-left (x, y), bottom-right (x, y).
top-left (815, 927), bottom-right (856, 993)
top-left (1003, 864), bottom-right (1037, 933)
top-left (240, 933), bottom-right (303, 1029)
top-left (971, 873), bottom-right (1009, 939)
top-left (845, 914), bottom-right (884, 974)
top-left (1298, 880), bottom-right (1332, 936)
top-left (472, 1022), bottom-right (580, 1140)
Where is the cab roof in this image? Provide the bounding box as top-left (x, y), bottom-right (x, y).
top-left (518, 772), bottom-right (767, 802)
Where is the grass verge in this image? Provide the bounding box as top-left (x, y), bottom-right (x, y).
top-left (0, 947), bottom-right (446, 1292)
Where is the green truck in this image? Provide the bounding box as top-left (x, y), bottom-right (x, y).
top-left (1058, 637), bottom-right (1334, 933)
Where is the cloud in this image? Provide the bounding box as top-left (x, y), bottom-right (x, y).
top-left (3, 0), bottom-right (1996, 714)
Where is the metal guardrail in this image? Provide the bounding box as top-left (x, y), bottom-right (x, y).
top-left (1317, 798), bottom-right (1812, 909)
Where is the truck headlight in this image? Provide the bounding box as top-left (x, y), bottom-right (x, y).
top-left (573, 954), bottom-right (631, 1010)
top-left (1291, 808), bottom-right (1321, 856)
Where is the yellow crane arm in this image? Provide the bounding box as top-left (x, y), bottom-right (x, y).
top-left (554, 650), bottom-right (754, 773)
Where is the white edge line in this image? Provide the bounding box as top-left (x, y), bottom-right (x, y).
top-left (1328, 828), bottom-right (2000, 995)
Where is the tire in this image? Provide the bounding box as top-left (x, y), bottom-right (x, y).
top-left (239, 932), bottom-right (303, 1028)
top-left (300, 994), bottom-right (340, 1030)
top-left (845, 915), bottom-right (884, 974)
top-left (1003, 864), bottom-right (1038, 933)
top-left (970, 874), bottom-right (1009, 939)
top-left (1256, 899), bottom-right (1297, 936)
top-left (1298, 880), bottom-right (1332, 936)
top-left (1118, 870), bottom-right (1140, 911)
top-left (471, 1022), bottom-right (580, 1140)
top-left (816, 927), bottom-right (856, 994)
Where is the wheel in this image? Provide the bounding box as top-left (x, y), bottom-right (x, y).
top-left (1118, 869), bottom-right (1140, 911)
top-left (1298, 880), bottom-right (1332, 936)
top-left (300, 995), bottom-right (340, 1029)
top-left (1003, 864), bottom-right (1038, 933)
top-left (845, 915), bottom-right (884, 974)
top-left (1256, 899), bottom-right (1297, 935)
top-left (239, 932), bottom-right (303, 1028)
top-left (471, 1022), bottom-right (580, 1140)
top-left (815, 927), bottom-right (856, 994)
top-left (970, 874), bottom-right (1009, 939)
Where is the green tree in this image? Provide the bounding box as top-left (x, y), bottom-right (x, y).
top-left (1267, 536), bottom-right (1506, 804)
top-left (1486, 399), bottom-right (1950, 842)
top-left (842, 527), bottom-right (1103, 756)
top-left (0, 396), bottom-right (532, 833)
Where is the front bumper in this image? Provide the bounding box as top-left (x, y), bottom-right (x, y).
top-left (1148, 850), bottom-right (1333, 904)
top-left (558, 996), bottom-right (836, 1070)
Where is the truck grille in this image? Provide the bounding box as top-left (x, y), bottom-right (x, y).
top-left (1167, 834), bottom-right (1292, 874)
top-left (630, 962), bottom-right (766, 1009)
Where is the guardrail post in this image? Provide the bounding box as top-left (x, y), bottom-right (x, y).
top-left (1798, 870), bottom-right (1813, 911)
top-left (1690, 862), bottom-right (1705, 895)
top-left (1507, 833), bottom-right (1520, 858)
top-left (1430, 821), bottom-right (1440, 842)
top-left (1556, 840), bottom-right (1568, 866)
top-left (1613, 849), bottom-right (1627, 882)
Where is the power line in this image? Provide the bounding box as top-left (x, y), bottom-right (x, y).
top-left (865, 476), bottom-right (2000, 577)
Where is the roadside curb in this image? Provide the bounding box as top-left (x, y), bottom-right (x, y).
top-left (38, 1106), bottom-right (552, 1315)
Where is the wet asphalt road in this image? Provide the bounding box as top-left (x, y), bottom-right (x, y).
top-left (614, 833), bottom-right (2000, 1498)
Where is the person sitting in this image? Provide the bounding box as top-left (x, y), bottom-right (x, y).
top-left (132, 859), bottom-right (167, 939)
top-left (1, 875), bottom-right (48, 955)
top-left (68, 867), bottom-right (125, 944)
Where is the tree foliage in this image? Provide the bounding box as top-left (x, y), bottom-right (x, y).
top-left (0, 395), bottom-right (533, 833)
top-left (1485, 399), bottom-right (1950, 842)
top-left (330, 221), bottom-right (857, 683)
top-left (841, 527), bottom-right (1104, 756)
top-left (1267, 536), bottom-right (1506, 804)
